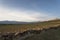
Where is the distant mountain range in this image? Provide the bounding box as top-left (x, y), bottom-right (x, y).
top-left (0, 18), bottom-right (60, 24)
top-left (0, 20), bottom-right (40, 24)
top-left (0, 21), bottom-right (31, 24)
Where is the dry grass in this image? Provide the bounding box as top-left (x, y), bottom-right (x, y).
top-left (0, 19), bottom-right (60, 33)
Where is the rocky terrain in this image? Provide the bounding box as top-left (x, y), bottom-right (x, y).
top-left (0, 25), bottom-right (60, 40)
top-left (0, 19), bottom-right (60, 40)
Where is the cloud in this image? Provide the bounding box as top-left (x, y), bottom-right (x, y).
top-left (0, 3), bottom-right (51, 22)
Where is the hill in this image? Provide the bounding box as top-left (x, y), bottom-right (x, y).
top-left (24, 25), bottom-right (60, 40)
top-left (0, 25), bottom-right (60, 40)
top-left (0, 21), bottom-right (32, 24)
top-left (0, 19), bottom-right (60, 33)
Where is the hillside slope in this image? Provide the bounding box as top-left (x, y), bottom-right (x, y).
top-left (0, 25), bottom-right (60, 40)
top-left (0, 19), bottom-right (60, 33)
top-left (24, 25), bottom-right (60, 40)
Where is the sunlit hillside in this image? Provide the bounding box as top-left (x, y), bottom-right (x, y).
top-left (0, 19), bottom-right (60, 33)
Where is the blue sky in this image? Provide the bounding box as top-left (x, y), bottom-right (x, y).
top-left (0, 0), bottom-right (60, 22)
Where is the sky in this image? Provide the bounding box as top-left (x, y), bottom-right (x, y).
top-left (0, 0), bottom-right (60, 22)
